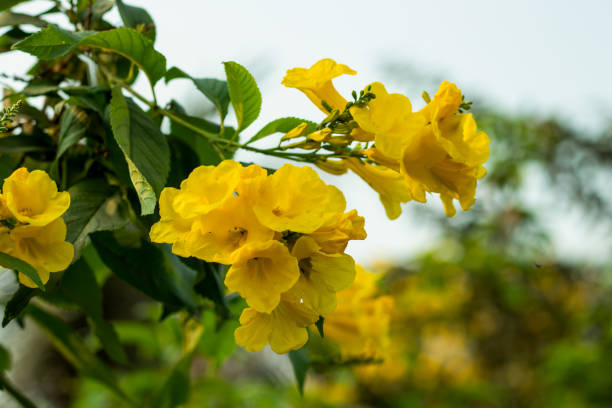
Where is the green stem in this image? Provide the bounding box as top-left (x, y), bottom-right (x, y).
top-left (0, 375), bottom-right (38, 408)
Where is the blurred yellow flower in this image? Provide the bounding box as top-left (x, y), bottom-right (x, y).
top-left (253, 164), bottom-right (346, 234)
top-left (2, 167), bottom-right (70, 226)
top-left (234, 298), bottom-right (318, 354)
top-left (149, 187), bottom-right (193, 258)
top-left (282, 59), bottom-right (356, 113)
top-left (224, 240), bottom-right (299, 313)
top-left (309, 209), bottom-right (366, 254)
top-left (0, 218), bottom-right (74, 287)
top-left (344, 158), bottom-right (412, 220)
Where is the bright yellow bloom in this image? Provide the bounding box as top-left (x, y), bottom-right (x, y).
top-left (234, 297), bottom-right (318, 354)
top-left (324, 265), bottom-right (394, 360)
top-left (224, 240), bottom-right (300, 313)
top-left (172, 160), bottom-right (243, 218)
top-left (401, 85), bottom-right (489, 216)
top-left (149, 187), bottom-right (193, 258)
top-left (350, 82), bottom-right (425, 161)
top-left (285, 236), bottom-right (355, 315)
top-left (2, 168), bottom-right (70, 226)
top-left (282, 59), bottom-right (356, 113)
top-left (309, 209), bottom-right (366, 254)
top-left (0, 218), bottom-right (74, 287)
top-left (0, 195), bottom-right (11, 220)
top-left (344, 158), bottom-right (412, 220)
top-left (253, 164), bottom-right (346, 234)
top-left (281, 122), bottom-right (309, 140)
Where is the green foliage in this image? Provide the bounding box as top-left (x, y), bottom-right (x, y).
top-left (247, 117), bottom-right (317, 144)
top-left (288, 348), bottom-right (310, 396)
top-left (223, 61), bottom-right (262, 134)
top-left (0, 343), bottom-right (10, 372)
top-left (116, 0), bottom-right (156, 41)
top-left (109, 87), bottom-right (169, 214)
top-left (0, 252), bottom-right (44, 290)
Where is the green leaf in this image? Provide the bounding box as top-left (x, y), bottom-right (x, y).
top-left (0, 252), bottom-right (44, 291)
top-left (0, 344), bottom-right (10, 372)
top-left (63, 179), bottom-right (130, 257)
top-left (90, 231), bottom-right (197, 309)
top-left (0, 135), bottom-right (53, 153)
top-left (0, 11), bottom-right (46, 27)
top-left (165, 68), bottom-right (230, 122)
top-left (116, 0), bottom-right (156, 41)
top-left (315, 316), bottom-right (325, 338)
top-left (2, 286), bottom-right (37, 327)
top-left (27, 303), bottom-right (131, 403)
top-left (151, 354), bottom-right (192, 408)
top-left (223, 61), bottom-right (261, 134)
top-left (59, 258), bottom-right (128, 364)
top-left (56, 105), bottom-right (88, 159)
top-left (109, 87), bottom-right (169, 215)
top-left (247, 117), bottom-right (318, 144)
top-left (79, 27), bottom-right (166, 86)
top-left (11, 24), bottom-right (90, 59)
top-left (13, 26), bottom-right (166, 87)
top-left (288, 348), bottom-right (310, 396)
top-left (0, 27), bottom-right (29, 53)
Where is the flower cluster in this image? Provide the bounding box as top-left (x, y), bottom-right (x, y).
top-left (0, 168), bottom-right (73, 287)
top-left (149, 160), bottom-right (366, 353)
top-left (324, 265), bottom-right (394, 360)
top-left (282, 59), bottom-right (490, 218)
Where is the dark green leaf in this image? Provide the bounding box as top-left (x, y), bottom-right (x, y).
top-left (0, 252), bottom-right (44, 291)
top-left (223, 61), bottom-right (261, 133)
top-left (0, 135), bottom-right (53, 153)
top-left (315, 316), bottom-right (325, 338)
top-left (2, 286), bottom-right (37, 327)
top-left (288, 348), bottom-right (310, 395)
top-left (109, 87), bottom-right (169, 215)
top-left (11, 24), bottom-right (90, 59)
top-left (0, 11), bottom-right (46, 27)
top-left (80, 27), bottom-right (166, 86)
top-left (164, 66), bottom-right (188, 83)
top-left (151, 354), bottom-right (192, 408)
top-left (56, 105), bottom-right (88, 159)
top-left (63, 179), bottom-right (129, 257)
top-left (248, 117), bottom-right (318, 144)
top-left (193, 262), bottom-right (229, 316)
top-left (90, 231), bottom-right (197, 309)
top-left (26, 303), bottom-right (131, 403)
top-left (0, 27), bottom-right (29, 53)
top-left (0, 344), bottom-right (9, 371)
top-left (59, 259), bottom-right (128, 364)
top-left (116, 0), bottom-right (156, 41)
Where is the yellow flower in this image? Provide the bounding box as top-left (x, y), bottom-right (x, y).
top-left (234, 297), bottom-right (319, 354)
top-left (344, 158), bottom-right (412, 220)
top-left (224, 240), bottom-right (300, 313)
top-left (172, 160), bottom-right (243, 218)
top-left (281, 122), bottom-right (309, 140)
top-left (149, 187), bottom-right (193, 257)
top-left (309, 209), bottom-right (366, 254)
top-left (350, 82), bottom-right (425, 161)
top-left (282, 59), bottom-right (356, 113)
top-left (324, 265), bottom-right (394, 360)
top-left (1, 218), bottom-right (74, 288)
top-left (314, 159), bottom-right (348, 176)
top-left (253, 164), bottom-right (346, 234)
top-left (0, 195), bottom-right (11, 220)
top-left (285, 236), bottom-right (356, 315)
top-left (2, 168), bottom-right (70, 226)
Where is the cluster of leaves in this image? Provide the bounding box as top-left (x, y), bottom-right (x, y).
top-left (0, 0), bottom-right (313, 406)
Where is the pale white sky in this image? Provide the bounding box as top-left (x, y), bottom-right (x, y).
top-left (4, 0), bottom-right (612, 265)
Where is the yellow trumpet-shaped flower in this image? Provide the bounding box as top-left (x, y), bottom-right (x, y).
top-left (309, 209), bottom-right (366, 254)
top-left (0, 218), bottom-right (74, 287)
top-left (325, 265), bottom-right (394, 360)
top-left (172, 160), bottom-right (244, 218)
top-left (344, 158), bottom-right (412, 220)
top-left (234, 297), bottom-right (319, 354)
top-left (0, 195), bottom-right (11, 220)
top-left (350, 82), bottom-right (426, 161)
top-left (149, 187), bottom-right (194, 258)
top-left (224, 240), bottom-right (300, 313)
top-left (2, 168), bottom-right (70, 227)
top-left (282, 59), bottom-right (356, 113)
top-left (314, 159), bottom-right (348, 176)
top-left (253, 164), bottom-right (346, 234)
top-left (286, 236), bottom-right (356, 315)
